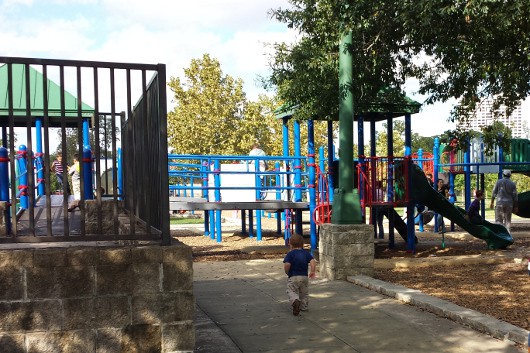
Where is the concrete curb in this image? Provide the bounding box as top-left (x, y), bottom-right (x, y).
top-left (347, 275), bottom-right (529, 348)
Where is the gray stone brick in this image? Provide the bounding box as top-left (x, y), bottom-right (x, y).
top-left (27, 266), bottom-right (94, 299)
top-left (64, 298), bottom-right (96, 330)
top-left (131, 294), bottom-right (162, 325)
top-left (161, 292), bottom-right (194, 323)
top-left (98, 248), bottom-right (132, 265)
top-left (96, 328), bottom-right (122, 353)
top-left (27, 330), bottom-right (96, 353)
top-left (96, 265), bottom-right (132, 295)
top-left (0, 249), bottom-right (33, 267)
top-left (0, 300), bottom-right (61, 332)
top-left (66, 248), bottom-right (98, 266)
top-left (131, 246), bottom-right (163, 263)
top-left (27, 267), bottom-right (60, 298)
top-left (0, 266), bottom-right (24, 300)
top-left (131, 292), bottom-right (194, 325)
top-left (162, 321), bottom-right (195, 353)
top-left (0, 333), bottom-right (25, 353)
top-left (121, 324), bottom-right (161, 353)
top-left (34, 248), bottom-right (67, 267)
top-left (334, 243), bottom-right (374, 259)
top-left (162, 244), bottom-right (192, 264)
top-left (162, 263), bottom-right (193, 292)
top-left (131, 263), bottom-right (161, 294)
top-left (95, 296), bottom-right (130, 328)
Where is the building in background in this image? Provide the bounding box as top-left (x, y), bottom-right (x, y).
top-left (466, 97), bottom-right (528, 138)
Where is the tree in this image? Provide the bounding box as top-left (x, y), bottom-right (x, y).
top-left (167, 54), bottom-right (246, 155)
top-left (168, 54), bottom-right (334, 165)
top-left (54, 116), bottom-right (120, 163)
top-left (267, 1), bottom-right (530, 138)
top-left (375, 121), bottom-right (406, 156)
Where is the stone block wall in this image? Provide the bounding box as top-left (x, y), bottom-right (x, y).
top-left (85, 200), bottom-right (128, 235)
top-left (319, 223), bottom-right (374, 280)
top-left (0, 240), bottom-right (194, 353)
top-left (0, 201), bottom-right (6, 236)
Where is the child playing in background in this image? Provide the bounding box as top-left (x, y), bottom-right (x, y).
top-left (283, 234), bottom-right (316, 316)
top-left (465, 190), bottom-right (485, 225)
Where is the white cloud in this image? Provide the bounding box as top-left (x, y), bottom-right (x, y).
top-left (0, 0), bottom-right (295, 101)
top-left (100, 0), bottom-right (288, 32)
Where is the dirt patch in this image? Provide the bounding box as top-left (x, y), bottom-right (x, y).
top-left (172, 223), bottom-right (530, 331)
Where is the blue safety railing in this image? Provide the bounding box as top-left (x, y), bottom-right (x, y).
top-left (168, 154), bottom-right (315, 248)
top-left (168, 154), bottom-right (309, 202)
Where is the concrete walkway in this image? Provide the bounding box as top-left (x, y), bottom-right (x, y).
top-left (193, 259), bottom-right (527, 353)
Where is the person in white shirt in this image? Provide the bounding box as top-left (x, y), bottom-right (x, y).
top-left (490, 169), bottom-right (518, 232)
top-left (249, 142), bottom-right (266, 172)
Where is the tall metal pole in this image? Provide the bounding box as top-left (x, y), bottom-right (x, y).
top-left (331, 31), bottom-right (362, 224)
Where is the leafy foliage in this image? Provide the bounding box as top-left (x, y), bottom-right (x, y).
top-left (481, 121), bottom-right (512, 155)
top-left (375, 120), bottom-right (434, 155)
top-left (267, 0), bottom-right (530, 125)
top-left (168, 54), bottom-right (334, 163)
top-left (168, 54), bottom-right (246, 155)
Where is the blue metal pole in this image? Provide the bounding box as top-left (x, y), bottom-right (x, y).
top-left (433, 137), bottom-right (441, 232)
top-left (464, 139), bottom-right (471, 210)
top-left (294, 119), bottom-right (302, 235)
top-left (282, 117), bottom-right (290, 239)
top-left (357, 114), bottom-right (365, 221)
top-left (117, 148), bottom-right (123, 200)
top-left (327, 120), bottom-right (334, 202)
top-left (83, 146), bottom-right (93, 200)
top-left (417, 148), bottom-right (424, 170)
top-left (201, 160), bottom-right (210, 238)
top-left (83, 118), bottom-right (90, 147)
top-left (214, 160), bottom-right (222, 242)
top-left (252, 157), bottom-right (263, 240)
top-left (275, 161), bottom-right (282, 235)
top-left (498, 145), bottom-right (504, 179)
top-left (307, 119), bottom-right (317, 252)
top-left (386, 114), bottom-right (395, 248)
top-left (16, 145), bottom-right (28, 210)
top-left (417, 148), bottom-right (424, 232)
top-left (404, 113), bottom-right (415, 253)
top-left (35, 118), bottom-right (45, 196)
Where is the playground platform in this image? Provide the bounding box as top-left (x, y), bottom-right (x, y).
top-left (169, 196), bottom-right (309, 212)
top-left (15, 194), bottom-right (81, 237)
top-left (194, 259), bottom-right (527, 353)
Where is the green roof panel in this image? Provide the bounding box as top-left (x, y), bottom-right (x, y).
top-left (0, 63), bottom-right (93, 119)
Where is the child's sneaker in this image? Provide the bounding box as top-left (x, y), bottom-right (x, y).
top-left (292, 299), bottom-right (300, 316)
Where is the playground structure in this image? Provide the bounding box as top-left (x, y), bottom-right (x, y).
top-left (3, 58), bottom-right (527, 252)
top-left (0, 58), bottom-right (170, 243)
top-left (169, 115), bottom-right (530, 252)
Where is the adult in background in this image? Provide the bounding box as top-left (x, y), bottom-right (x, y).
top-left (249, 142), bottom-right (267, 200)
top-left (249, 142), bottom-right (267, 172)
top-left (490, 169), bottom-right (518, 232)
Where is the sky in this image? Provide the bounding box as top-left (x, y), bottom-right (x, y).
top-left (0, 0), bottom-right (461, 142)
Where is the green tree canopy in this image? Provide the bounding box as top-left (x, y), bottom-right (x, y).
top-left (168, 54), bottom-right (334, 161)
top-left (168, 54), bottom-right (246, 155)
top-left (267, 1), bottom-right (530, 125)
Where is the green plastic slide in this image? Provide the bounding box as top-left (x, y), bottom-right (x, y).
top-left (408, 163), bottom-right (513, 249)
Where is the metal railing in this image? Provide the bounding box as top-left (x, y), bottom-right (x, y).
top-left (0, 56), bottom-right (169, 243)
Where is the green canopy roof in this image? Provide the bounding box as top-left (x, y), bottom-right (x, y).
top-left (275, 87), bottom-right (421, 122)
top-left (0, 63), bottom-right (94, 126)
